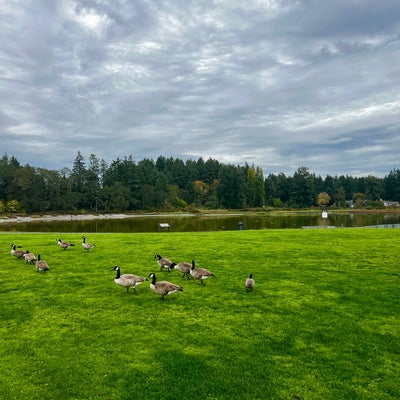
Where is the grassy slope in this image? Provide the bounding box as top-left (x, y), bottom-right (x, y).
top-left (0, 229), bottom-right (399, 400)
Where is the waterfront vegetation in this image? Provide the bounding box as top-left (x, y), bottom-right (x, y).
top-left (1, 152), bottom-right (400, 214)
top-left (1, 228), bottom-right (399, 399)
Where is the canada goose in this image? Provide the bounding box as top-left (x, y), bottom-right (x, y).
top-left (190, 260), bottom-right (215, 286)
top-left (23, 250), bottom-right (36, 263)
top-left (154, 254), bottom-right (173, 272)
top-left (148, 273), bottom-right (183, 301)
top-left (11, 244), bottom-right (27, 259)
top-left (36, 254), bottom-right (49, 272)
top-left (81, 236), bottom-right (95, 251)
top-left (113, 266), bottom-right (147, 294)
top-left (246, 274), bottom-right (255, 291)
top-left (57, 238), bottom-right (75, 250)
top-left (173, 261), bottom-right (192, 279)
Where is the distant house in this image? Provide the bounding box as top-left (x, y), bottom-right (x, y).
top-left (382, 200), bottom-right (400, 207)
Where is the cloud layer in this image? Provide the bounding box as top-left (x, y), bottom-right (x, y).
top-left (1, 0), bottom-right (399, 176)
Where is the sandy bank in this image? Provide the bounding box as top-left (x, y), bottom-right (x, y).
top-left (0, 212), bottom-right (207, 224)
top-left (0, 213), bottom-right (133, 224)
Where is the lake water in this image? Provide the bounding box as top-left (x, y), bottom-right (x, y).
top-left (1, 212), bottom-right (400, 233)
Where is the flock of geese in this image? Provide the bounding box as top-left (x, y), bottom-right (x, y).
top-left (10, 237), bottom-right (95, 273)
top-left (10, 238), bottom-right (255, 301)
top-left (114, 255), bottom-right (219, 301)
top-left (114, 254), bottom-right (254, 301)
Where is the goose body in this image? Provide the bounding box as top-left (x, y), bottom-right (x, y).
top-left (190, 260), bottom-right (215, 285)
top-left (173, 261), bottom-right (193, 279)
top-left (11, 244), bottom-right (27, 259)
top-left (57, 238), bottom-right (75, 250)
top-left (113, 266), bottom-right (147, 294)
top-left (148, 273), bottom-right (183, 301)
top-left (82, 236), bottom-right (95, 251)
top-left (36, 254), bottom-right (49, 272)
top-left (154, 254), bottom-right (173, 272)
top-left (245, 274), bottom-right (255, 291)
top-left (23, 251), bottom-right (36, 263)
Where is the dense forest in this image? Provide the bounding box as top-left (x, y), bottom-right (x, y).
top-left (0, 152), bottom-right (399, 214)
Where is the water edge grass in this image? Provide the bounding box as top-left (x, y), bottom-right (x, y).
top-left (0, 229), bottom-right (399, 399)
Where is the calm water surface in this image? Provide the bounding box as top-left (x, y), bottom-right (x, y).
top-left (1, 212), bottom-right (400, 233)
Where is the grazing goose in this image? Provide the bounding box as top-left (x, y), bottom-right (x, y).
top-left (148, 273), bottom-right (183, 301)
top-left (81, 236), bottom-right (95, 251)
top-left (113, 266), bottom-right (147, 294)
top-left (173, 261), bottom-right (193, 279)
top-left (36, 254), bottom-right (49, 272)
top-left (57, 238), bottom-right (75, 250)
top-left (23, 250), bottom-right (36, 263)
top-left (190, 260), bottom-right (215, 286)
top-left (245, 274), bottom-right (255, 292)
top-left (11, 244), bottom-right (27, 259)
top-left (154, 254), bottom-right (173, 272)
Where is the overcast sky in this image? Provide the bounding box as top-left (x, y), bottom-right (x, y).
top-left (1, 0), bottom-right (399, 177)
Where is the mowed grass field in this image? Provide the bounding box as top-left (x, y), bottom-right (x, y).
top-left (0, 228), bottom-right (399, 400)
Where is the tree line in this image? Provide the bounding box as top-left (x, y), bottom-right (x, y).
top-left (0, 152), bottom-right (399, 214)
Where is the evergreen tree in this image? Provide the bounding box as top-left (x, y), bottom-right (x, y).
top-left (365, 175), bottom-right (384, 201)
top-left (290, 167), bottom-right (316, 207)
top-left (0, 154), bottom-right (21, 202)
top-left (70, 151), bottom-right (87, 209)
top-left (383, 169), bottom-right (400, 201)
top-left (86, 154), bottom-right (103, 211)
top-left (71, 151), bottom-right (86, 192)
top-left (217, 164), bottom-right (246, 208)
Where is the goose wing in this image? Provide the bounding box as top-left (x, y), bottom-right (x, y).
top-left (195, 267), bottom-right (215, 276)
top-left (122, 273), bottom-right (147, 282)
top-left (175, 262), bottom-right (191, 272)
top-left (158, 280), bottom-right (183, 292)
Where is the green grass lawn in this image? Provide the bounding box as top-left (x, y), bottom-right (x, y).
top-left (1, 229), bottom-right (399, 400)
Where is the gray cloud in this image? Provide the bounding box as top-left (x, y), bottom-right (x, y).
top-left (1, 0), bottom-right (399, 176)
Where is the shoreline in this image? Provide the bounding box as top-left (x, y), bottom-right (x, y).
top-left (1, 208), bottom-right (399, 224)
top-left (0, 213), bottom-right (128, 224)
top-left (0, 212), bottom-right (215, 224)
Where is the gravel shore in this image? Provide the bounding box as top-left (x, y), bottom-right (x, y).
top-left (0, 213), bottom-right (131, 224)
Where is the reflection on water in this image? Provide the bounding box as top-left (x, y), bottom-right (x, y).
top-left (1, 213), bottom-right (400, 233)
